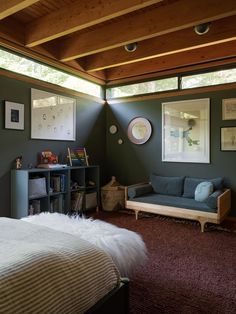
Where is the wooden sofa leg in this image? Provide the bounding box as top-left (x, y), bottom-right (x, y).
top-left (199, 220), bottom-right (207, 232)
top-left (135, 210), bottom-right (139, 220)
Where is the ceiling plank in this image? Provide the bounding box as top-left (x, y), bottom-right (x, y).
top-left (25, 0), bottom-right (163, 47)
top-left (0, 0), bottom-right (40, 19)
top-left (59, 0), bottom-right (236, 61)
top-left (106, 41), bottom-right (236, 81)
top-left (83, 16), bottom-right (236, 71)
top-left (0, 18), bottom-right (25, 44)
top-left (106, 58), bottom-right (236, 86)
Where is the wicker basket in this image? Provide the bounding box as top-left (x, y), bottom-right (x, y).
top-left (101, 176), bottom-right (125, 211)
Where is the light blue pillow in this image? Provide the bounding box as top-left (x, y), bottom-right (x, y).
top-left (194, 181), bottom-right (213, 202)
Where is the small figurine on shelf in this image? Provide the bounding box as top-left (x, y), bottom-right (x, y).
top-left (15, 156), bottom-right (22, 169)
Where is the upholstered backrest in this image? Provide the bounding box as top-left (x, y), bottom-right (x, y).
top-left (150, 174), bottom-right (185, 197)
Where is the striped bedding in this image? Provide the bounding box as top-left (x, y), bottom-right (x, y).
top-left (0, 218), bottom-right (120, 314)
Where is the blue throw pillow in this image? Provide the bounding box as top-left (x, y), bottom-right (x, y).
top-left (194, 181), bottom-right (213, 202)
top-left (210, 177), bottom-right (224, 190)
top-left (150, 174), bottom-right (185, 196)
top-left (128, 184), bottom-right (153, 199)
top-left (183, 177), bottom-right (224, 198)
top-left (205, 190), bottom-right (222, 209)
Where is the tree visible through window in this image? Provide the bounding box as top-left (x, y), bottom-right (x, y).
top-left (0, 49), bottom-right (101, 98)
top-left (107, 77), bottom-right (178, 98)
top-left (181, 69), bottom-right (236, 89)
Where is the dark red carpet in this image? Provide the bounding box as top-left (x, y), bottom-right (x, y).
top-left (92, 211), bottom-right (236, 314)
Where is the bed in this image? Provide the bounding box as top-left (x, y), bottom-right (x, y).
top-left (0, 217), bottom-right (129, 314)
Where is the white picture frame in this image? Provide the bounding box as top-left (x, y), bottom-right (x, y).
top-left (31, 88), bottom-right (76, 141)
top-left (221, 127), bottom-right (236, 151)
top-left (5, 101), bottom-right (24, 130)
top-left (162, 98), bottom-right (210, 163)
top-left (222, 98), bottom-right (236, 120)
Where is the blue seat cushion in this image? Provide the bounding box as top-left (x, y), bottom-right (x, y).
top-left (183, 177), bottom-right (223, 198)
top-left (130, 193), bottom-right (217, 213)
top-left (194, 181), bottom-right (213, 202)
top-left (150, 174), bottom-right (185, 197)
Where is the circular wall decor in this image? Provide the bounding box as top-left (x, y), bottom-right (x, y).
top-left (118, 138), bottom-right (123, 145)
top-left (109, 124), bottom-right (118, 134)
top-left (127, 117), bottom-right (152, 144)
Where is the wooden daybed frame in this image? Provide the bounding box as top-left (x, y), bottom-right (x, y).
top-left (125, 184), bottom-right (231, 232)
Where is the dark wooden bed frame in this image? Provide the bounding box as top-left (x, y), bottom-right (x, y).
top-left (86, 278), bottom-right (129, 314)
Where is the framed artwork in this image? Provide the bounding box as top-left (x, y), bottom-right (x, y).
top-left (162, 98), bottom-right (210, 163)
top-left (31, 88), bottom-right (76, 141)
top-left (221, 127), bottom-right (236, 151)
top-left (5, 101), bottom-right (24, 130)
top-left (222, 98), bottom-right (236, 120)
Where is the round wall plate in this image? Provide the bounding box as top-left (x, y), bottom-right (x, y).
top-left (127, 117), bottom-right (152, 144)
top-left (109, 125), bottom-right (118, 134)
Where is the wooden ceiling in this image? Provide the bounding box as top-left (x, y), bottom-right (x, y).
top-left (0, 0), bottom-right (236, 86)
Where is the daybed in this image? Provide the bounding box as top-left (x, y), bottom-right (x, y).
top-left (125, 174), bottom-right (231, 232)
top-left (0, 217), bottom-right (129, 314)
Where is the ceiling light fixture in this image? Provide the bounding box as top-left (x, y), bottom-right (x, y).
top-left (124, 42), bottom-right (137, 52)
top-left (194, 22), bottom-right (211, 35)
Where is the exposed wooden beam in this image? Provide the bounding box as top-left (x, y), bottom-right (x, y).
top-left (0, 18), bottom-right (25, 44)
top-left (0, 0), bottom-right (40, 19)
top-left (105, 41), bottom-right (236, 81)
top-left (106, 58), bottom-right (236, 86)
top-left (25, 0), bottom-right (162, 47)
top-left (59, 0), bottom-right (236, 61)
top-left (83, 16), bottom-right (236, 71)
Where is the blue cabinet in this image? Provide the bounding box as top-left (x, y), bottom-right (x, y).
top-left (11, 166), bottom-right (100, 218)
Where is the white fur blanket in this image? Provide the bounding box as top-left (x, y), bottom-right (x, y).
top-left (22, 212), bottom-right (147, 276)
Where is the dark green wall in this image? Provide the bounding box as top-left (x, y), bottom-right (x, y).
top-left (0, 75), bottom-right (106, 217)
top-left (1, 73), bottom-right (236, 217)
top-left (106, 89), bottom-right (236, 216)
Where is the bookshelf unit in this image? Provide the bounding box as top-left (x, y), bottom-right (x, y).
top-left (11, 166), bottom-right (100, 219)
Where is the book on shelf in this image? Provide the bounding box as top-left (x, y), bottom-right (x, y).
top-left (71, 191), bottom-right (97, 212)
top-left (67, 147), bottom-right (89, 167)
top-left (50, 195), bottom-right (64, 213)
top-left (50, 174), bottom-right (67, 192)
top-left (37, 163), bottom-right (67, 169)
top-left (71, 192), bottom-right (84, 212)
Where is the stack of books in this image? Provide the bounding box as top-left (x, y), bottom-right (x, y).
top-left (50, 174), bottom-right (67, 192)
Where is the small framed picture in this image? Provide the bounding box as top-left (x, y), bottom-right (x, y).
top-left (5, 101), bottom-right (24, 130)
top-left (221, 127), bottom-right (236, 151)
top-left (222, 98), bottom-right (236, 120)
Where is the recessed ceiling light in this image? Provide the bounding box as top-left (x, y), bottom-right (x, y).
top-left (124, 43), bottom-right (137, 52)
top-left (194, 23), bottom-right (211, 35)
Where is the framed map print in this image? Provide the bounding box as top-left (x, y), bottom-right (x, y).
top-left (162, 98), bottom-right (210, 163)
